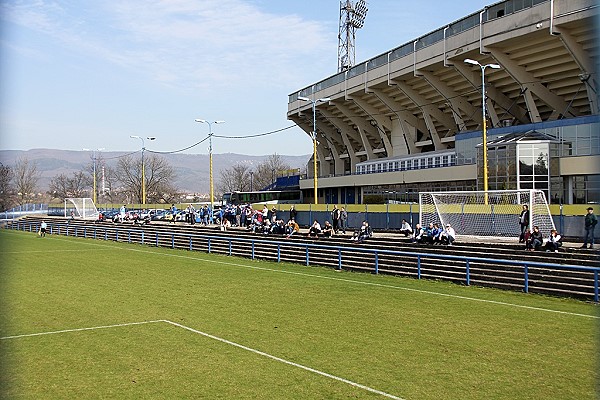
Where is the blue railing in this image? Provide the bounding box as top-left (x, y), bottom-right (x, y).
top-left (0, 203), bottom-right (49, 220)
top-left (6, 220), bottom-right (599, 302)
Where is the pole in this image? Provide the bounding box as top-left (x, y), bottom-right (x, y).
top-left (141, 142), bottom-right (146, 205)
top-left (209, 123), bottom-right (214, 222)
top-left (92, 152), bottom-right (97, 204)
top-left (312, 101), bottom-right (318, 205)
top-left (481, 65), bottom-right (488, 194)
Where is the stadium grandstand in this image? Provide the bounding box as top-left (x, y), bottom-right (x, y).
top-left (288, 0), bottom-right (599, 205)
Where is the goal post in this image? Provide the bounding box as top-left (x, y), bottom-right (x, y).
top-left (419, 190), bottom-right (555, 238)
top-left (64, 198), bottom-right (99, 220)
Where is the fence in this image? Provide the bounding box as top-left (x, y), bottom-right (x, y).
top-left (6, 220), bottom-right (599, 303)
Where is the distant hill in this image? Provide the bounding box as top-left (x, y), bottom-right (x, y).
top-left (0, 149), bottom-right (310, 193)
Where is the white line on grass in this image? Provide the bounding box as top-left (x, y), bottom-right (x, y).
top-left (1, 318), bottom-right (405, 399)
top-left (0, 320), bottom-right (164, 340)
top-left (122, 247), bottom-right (600, 320)
top-left (162, 319), bottom-right (405, 400)
top-left (18, 233), bottom-right (598, 320)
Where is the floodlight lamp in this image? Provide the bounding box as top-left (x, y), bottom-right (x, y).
top-left (130, 135), bottom-right (141, 139)
top-left (298, 96), bottom-right (310, 102)
top-left (147, 136), bottom-right (156, 141)
top-left (464, 58), bottom-right (479, 66)
top-left (214, 120), bottom-right (225, 124)
top-left (489, 64), bottom-right (501, 69)
top-left (318, 97), bottom-right (331, 103)
top-left (195, 119), bottom-right (206, 123)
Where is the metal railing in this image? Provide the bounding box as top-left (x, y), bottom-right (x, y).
top-left (7, 220), bottom-right (599, 302)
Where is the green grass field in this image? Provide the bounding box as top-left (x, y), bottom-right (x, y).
top-left (0, 229), bottom-right (598, 399)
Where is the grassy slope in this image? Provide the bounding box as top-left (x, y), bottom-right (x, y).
top-left (0, 230), bottom-right (597, 399)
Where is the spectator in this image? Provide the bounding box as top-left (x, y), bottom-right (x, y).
top-left (39, 220), bottom-right (47, 237)
top-left (339, 207), bottom-right (348, 234)
top-left (424, 222), bottom-right (435, 244)
top-left (544, 229), bottom-right (562, 253)
top-left (582, 207), bottom-right (597, 249)
top-left (235, 205), bottom-right (242, 227)
top-left (399, 219), bottom-right (413, 237)
top-left (431, 223), bottom-right (443, 245)
top-left (307, 220), bottom-right (322, 238)
top-left (440, 224), bottom-right (456, 246)
top-left (285, 220), bottom-right (300, 238)
top-left (119, 205), bottom-right (126, 223)
top-left (413, 223), bottom-right (426, 244)
top-left (519, 204), bottom-right (530, 243)
top-left (331, 205), bottom-right (340, 233)
top-left (220, 218), bottom-right (231, 231)
top-left (289, 205), bottom-right (298, 222)
top-left (526, 225), bottom-right (543, 251)
top-left (322, 221), bottom-right (334, 238)
top-left (352, 220), bottom-right (372, 243)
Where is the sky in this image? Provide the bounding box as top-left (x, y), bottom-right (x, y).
top-left (1, 0), bottom-right (492, 156)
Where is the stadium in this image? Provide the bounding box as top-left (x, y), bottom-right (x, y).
top-left (288, 0), bottom-right (599, 206)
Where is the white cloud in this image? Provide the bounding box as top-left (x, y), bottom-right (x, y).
top-left (2, 0), bottom-right (335, 91)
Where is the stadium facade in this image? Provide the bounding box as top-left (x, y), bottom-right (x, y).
top-left (287, 0), bottom-right (599, 205)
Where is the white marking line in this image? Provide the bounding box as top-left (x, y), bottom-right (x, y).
top-left (162, 319), bottom-right (404, 400)
top-left (1, 319), bottom-right (405, 399)
top-left (15, 232), bottom-right (598, 319)
top-left (123, 247), bottom-right (600, 320)
top-left (0, 320), bottom-right (164, 340)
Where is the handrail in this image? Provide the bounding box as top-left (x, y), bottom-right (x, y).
top-left (8, 220), bottom-right (599, 302)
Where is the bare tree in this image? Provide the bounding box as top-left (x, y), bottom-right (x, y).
top-left (12, 157), bottom-right (40, 205)
top-left (252, 154), bottom-right (291, 191)
top-left (48, 171), bottom-right (90, 200)
top-left (0, 162), bottom-right (13, 210)
top-left (217, 163), bottom-right (252, 194)
top-left (115, 153), bottom-right (178, 204)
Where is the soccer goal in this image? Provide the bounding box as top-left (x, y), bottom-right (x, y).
top-left (64, 198), bottom-right (99, 220)
top-left (419, 190), bottom-right (555, 238)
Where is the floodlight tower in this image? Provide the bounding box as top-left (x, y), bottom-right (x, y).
top-left (338, 0), bottom-right (368, 72)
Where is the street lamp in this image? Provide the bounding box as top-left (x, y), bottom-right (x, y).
top-left (298, 96), bottom-right (331, 204)
top-left (130, 135), bottom-right (156, 205)
top-left (464, 58), bottom-right (501, 193)
top-left (82, 148), bottom-right (105, 204)
top-left (195, 119), bottom-right (225, 222)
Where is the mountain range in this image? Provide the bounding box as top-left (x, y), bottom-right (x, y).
top-left (0, 149), bottom-right (311, 194)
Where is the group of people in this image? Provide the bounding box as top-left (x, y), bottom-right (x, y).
top-left (520, 205), bottom-right (597, 252)
top-left (412, 221), bottom-right (456, 245)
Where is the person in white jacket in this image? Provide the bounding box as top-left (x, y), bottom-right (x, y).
top-left (544, 229), bottom-right (562, 253)
top-left (441, 224), bottom-right (456, 246)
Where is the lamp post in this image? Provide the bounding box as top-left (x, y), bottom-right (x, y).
top-left (298, 96), bottom-right (331, 204)
top-left (464, 59), bottom-right (501, 193)
top-left (195, 119), bottom-right (225, 222)
top-left (82, 148), bottom-right (104, 204)
top-left (130, 136), bottom-right (156, 205)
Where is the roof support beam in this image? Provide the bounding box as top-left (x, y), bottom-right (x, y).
top-left (347, 95), bottom-right (393, 157)
top-left (490, 48), bottom-right (578, 120)
top-left (553, 27), bottom-right (599, 115)
top-left (329, 101), bottom-right (376, 159)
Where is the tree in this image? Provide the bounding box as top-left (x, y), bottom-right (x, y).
top-left (252, 154), bottom-right (291, 191)
top-left (12, 157), bottom-right (40, 205)
top-left (0, 162), bottom-right (13, 211)
top-left (48, 171), bottom-right (90, 200)
top-left (115, 153), bottom-right (178, 204)
top-left (217, 163), bottom-right (252, 194)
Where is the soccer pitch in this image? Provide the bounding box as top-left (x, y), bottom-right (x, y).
top-left (0, 230), bottom-right (597, 399)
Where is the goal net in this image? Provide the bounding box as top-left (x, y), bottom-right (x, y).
top-left (64, 198), bottom-right (99, 220)
top-left (419, 190), bottom-right (555, 238)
